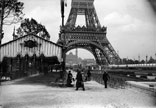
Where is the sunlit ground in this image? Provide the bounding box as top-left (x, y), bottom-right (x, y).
top-left (0, 71), bottom-right (155, 108)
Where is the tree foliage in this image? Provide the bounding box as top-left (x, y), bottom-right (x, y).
top-left (0, 0), bottom-right (24, 25)
top-left (148, 56), bottom-right (155, 63)
top-left (16, 18), bottom-right (50, 40)
top-left (121, 56), bottom-right (156, 64)
top-left (0, 0), bottom-right (24, 44)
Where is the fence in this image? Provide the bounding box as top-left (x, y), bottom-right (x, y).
top-left (91, 71), bottom-right (127, 89)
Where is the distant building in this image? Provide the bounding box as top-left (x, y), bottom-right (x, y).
top-left (66, 52), bottom-right (96, 67)
top-left (66, 52), bottom-right (82, 65)
top-left (81, 58), bottom-right (96, 66)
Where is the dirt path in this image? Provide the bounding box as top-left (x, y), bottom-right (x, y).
top-left (0, 72), bottom-right (155, 108)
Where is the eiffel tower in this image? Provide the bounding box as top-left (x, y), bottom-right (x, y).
top-left (58, 0), bottom-right (120, 65)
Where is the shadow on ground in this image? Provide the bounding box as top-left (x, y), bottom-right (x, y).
top-left (10, 72), bottom-right (61, 86)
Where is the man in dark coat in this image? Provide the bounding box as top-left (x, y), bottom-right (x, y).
top-left (102, 71), bottom-right (110, 88)
top-left (76, 71), bottom-right (85, 91)
top-left (87, 70), bottom-right (91, 81)
top-left (66, 71), bottom-right (73, 87)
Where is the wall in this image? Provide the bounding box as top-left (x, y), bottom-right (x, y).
top-left (0, 34), bottom-right (62, 62)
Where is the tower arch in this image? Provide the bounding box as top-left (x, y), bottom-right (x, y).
top-left (58, 0), bottom-right (120, 65)
top-left (64, 40), bottom-right (110, 64)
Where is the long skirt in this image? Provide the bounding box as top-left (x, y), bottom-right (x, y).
top-left (76, 81), bottom-right (84, 88)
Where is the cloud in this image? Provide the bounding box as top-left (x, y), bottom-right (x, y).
top-left (25, 6), bottom-right (59, 23)
top-left (104, 12), bottom-right (156, 33)
top-left (121, 24), bottom-right (137, 32)
top-left (121, 17), bottom-right (156, 33)
top-left (103, 10), bottom-right (156, 59)
top-left (104, 12), bottom-right (133, 27)
top-left (103, 12), bottom-right (140, 34)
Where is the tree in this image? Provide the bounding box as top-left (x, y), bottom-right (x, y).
top-left (140, 59), bottom-right (145, 64)
top-left (16, 18), bottom-right (50, 40)
top-left (148, 56), bottom-right (155, 63)
top-left (0, 0), bottom-right (24, 44)
top-left (122, 58), bottom-right (128, 64)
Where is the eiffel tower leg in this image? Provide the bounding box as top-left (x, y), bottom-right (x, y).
top-left (90, 47), bottom-right (101, 65)
top-left (92, 47), bottom-right (109, 65)
top-left (61, 48), bottom-right (66, 80)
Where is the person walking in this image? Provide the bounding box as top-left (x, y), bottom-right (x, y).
top-left (66, 71), bottom-right (73, 87)
top-left (76, 70), bottom-right (85, 91)
top-left (87, 70), bottom-right (91, 81)
top-left (102, 70), bottom-right (110, 88)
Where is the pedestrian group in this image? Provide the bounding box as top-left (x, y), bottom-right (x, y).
top-left (66, 69), bottom-right (110, 91)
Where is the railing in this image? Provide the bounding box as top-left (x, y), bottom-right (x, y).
top-left (91, 71), bottom-right (127, 89)
top-left (109, 63), bottom-right (156, 69)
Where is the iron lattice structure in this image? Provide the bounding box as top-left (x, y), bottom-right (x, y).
top-left (58, 0), bottom-right (120, 65)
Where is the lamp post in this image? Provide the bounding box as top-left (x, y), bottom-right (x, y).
top-left (155, 53), bottom-right (156, 63)
top-left (146, 55), bottom-right (148, 69)
top-left (146, 55), bottom-right (148, 64)
top-left (61, 0), bottom-right (65, 27)
top-left (60, 0), bottom-right (66, 80)
top-left (138, 55), bottom-right (140, 63)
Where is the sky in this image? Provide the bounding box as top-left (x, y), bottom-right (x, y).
top-left (2, 0), bottom-right (156, 60)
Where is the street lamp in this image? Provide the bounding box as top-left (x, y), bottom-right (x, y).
top-left (138, 54), bottom-right (140, 63)
top-left (155, 53), bottom-right (156, 63)
top-left (146, 55), bottom-right (148, 64)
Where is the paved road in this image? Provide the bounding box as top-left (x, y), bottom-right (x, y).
top-left (0, 72), bottom-right (155, 108)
